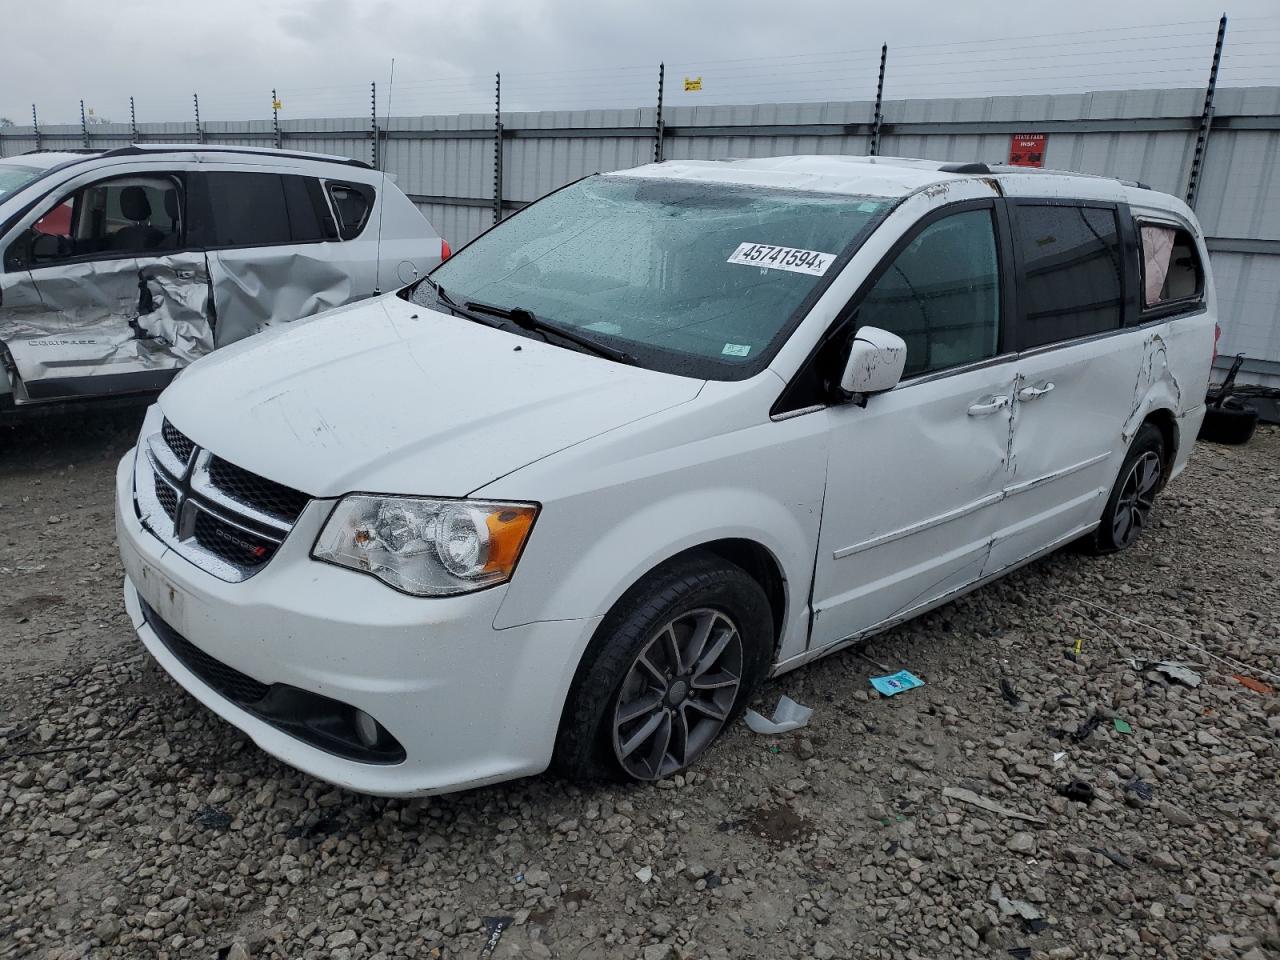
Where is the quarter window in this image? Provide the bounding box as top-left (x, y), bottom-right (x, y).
top-left (1012, 204), bottom-right (1123, 349)
top-left (1139, 223), bottom-right (1203, 308)
top-left (856, 208), bottom-right (1001, 379)
top-left (327, 182), bottom-right (374, 239)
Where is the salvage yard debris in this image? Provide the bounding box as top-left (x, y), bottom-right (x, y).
top-left (870, 669), bottom-right (925, 696)
top-left (744, 695), bottom-right (813, 734)
top-left (941, 787), bottom-right (1047, 825)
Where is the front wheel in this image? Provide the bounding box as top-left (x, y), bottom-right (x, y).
top-left (553, 554), bottom-right (772, 783)
top-left (1086, 423), bottom-right (1165, 554)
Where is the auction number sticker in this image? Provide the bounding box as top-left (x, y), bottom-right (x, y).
top-left (727, 242), bottom-right (835, 276)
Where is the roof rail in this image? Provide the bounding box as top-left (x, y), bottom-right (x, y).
top-left (942, 160), bottom-right (1152, 192)
top-left (21, 148), bottom-right (104, 156)
top-left (94, 144), bottom-right (373, 170)
top-left (939, 162), bottom-right (991, 174)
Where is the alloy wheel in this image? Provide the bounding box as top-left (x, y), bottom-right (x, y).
top-left (1112, 451), bottom-right (1162, 547)
top-left (611, 608), bottom-right (743, 780)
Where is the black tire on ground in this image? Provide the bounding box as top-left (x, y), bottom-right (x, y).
top-left (552, 552), bottom-right (773, 783)
top-left (1084, 422), bottom-right (1166, 555)
top-left (1198, 399), bottom-right (1259, 446)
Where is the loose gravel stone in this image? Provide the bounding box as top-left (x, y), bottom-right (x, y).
top-left (2, 415), bottom-right (1278, 959)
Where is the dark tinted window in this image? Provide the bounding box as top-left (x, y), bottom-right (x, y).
top-left (1139, 223), bottom-right (1203, 309)
top-left (857, 208), bottom-right (1001, 378)
top-left (282, 175), bottom-right (326, 242)
top-left (327, 182), bottom-right (374, 239)
top-left (205, 172), bottom-right (292, 247)
top-left (1013, 204), bottom-right (1123, 349)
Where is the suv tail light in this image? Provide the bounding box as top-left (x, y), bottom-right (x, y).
top-left (1212, 322), bottom-right (1221, 365)
top-left (441, 239), bottom-right (451, 261)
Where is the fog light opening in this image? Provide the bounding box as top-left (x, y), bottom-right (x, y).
top-left (353, 709), bottom-right (381, 748)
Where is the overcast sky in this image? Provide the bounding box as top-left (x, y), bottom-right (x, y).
top-left (3, 1), bottom-right (1278, 125)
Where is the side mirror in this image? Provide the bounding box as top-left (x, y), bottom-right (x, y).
top-left (839, 326), bottom-right (907, 396)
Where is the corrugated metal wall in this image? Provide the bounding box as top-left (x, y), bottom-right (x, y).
top-left (3, 85), bottom-right (1278, 381)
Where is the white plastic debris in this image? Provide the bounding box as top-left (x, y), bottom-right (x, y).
top-left (634, 866), bottom-right (653, 884)
top-left (744, 695), bottom-right (813, 734)
top-left (1154, 662), bottom-right (1202, 688)
top-left (1053, 752), bottom-right (1067, 764)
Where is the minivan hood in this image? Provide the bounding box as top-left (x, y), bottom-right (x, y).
top-left (159, 294), bottom-right (703, 497)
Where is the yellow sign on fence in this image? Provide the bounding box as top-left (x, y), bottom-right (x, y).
top-left (684, 77), bottom-right (703, 92)
top-left (272, 99), bottom-right (283, 111)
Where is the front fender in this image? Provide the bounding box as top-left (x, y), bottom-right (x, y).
top-left (493, 483), bottom-right (822, 664)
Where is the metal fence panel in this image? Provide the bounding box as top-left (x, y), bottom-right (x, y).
top-left (3, 84), bottom-right (1279, 382)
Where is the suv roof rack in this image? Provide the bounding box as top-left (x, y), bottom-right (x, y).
top-left (94, 144), bottom-right (373, 170)
top-left (939, 160), bottom-right (1151, 191)
top-left (21, 148), bottom-right (105, 156)
top-left (938, 162), bottom-right (991, 174)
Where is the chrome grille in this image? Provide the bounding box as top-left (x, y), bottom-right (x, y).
top-left (135, 422), bottom-right (310, 582)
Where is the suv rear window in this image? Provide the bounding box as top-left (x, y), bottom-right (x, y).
top-left (1012, 204), bottom-right (1123, 349)
top-left (1139, 223), bottom-right (1203, 309)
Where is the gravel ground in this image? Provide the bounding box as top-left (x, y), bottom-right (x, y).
top-left (1, 409), bottom-right (1278, 960)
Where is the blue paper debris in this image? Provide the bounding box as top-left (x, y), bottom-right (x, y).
top-left (870, 670), bottom-right (924, 696)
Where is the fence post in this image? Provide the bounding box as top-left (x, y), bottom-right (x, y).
top-left (1185, 15), bottom-right (1227, 208)
top-left (32, 104), bottom-right (42, 152)
top-left (370, 81), bottom-right (378, 168)
top-left (870, 43), bottom-right (888, 157)
top-left (193, 94), bottom-right (204, 144)
top-left (493, 72), bottom-right (504, 224)
top-left (80, 99), bottom-right (90, 149)
top-left (653, 62), bottom-right (666, 163)
top-left (130, 96), bottom-right (139, 143)
top-left (272, 88), bottom-right (282, 149)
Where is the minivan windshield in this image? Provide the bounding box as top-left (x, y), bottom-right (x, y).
top-left (414, 176), bottom-right (890, 378)
top-left (0, 163), bottom-right (44, 200)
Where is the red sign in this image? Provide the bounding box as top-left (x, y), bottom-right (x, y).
top-left (1008, 133), bottom-right (1047, 168)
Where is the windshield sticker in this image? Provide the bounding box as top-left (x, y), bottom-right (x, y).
top-left (727, 242), bottom-right (835, 276)
top-left (721, 343), bottom-right (751, 357)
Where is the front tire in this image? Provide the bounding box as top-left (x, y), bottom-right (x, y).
top-left (553, 553), bottom-right (772, 783)
top-left (1087, 423), bottom-right (1165, 554)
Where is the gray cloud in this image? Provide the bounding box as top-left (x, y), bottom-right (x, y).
top-left (2, 0), bottom-right (1276, 126)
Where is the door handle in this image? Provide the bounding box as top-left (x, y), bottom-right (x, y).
top-left (1017, 381), bottom-right (1056, 402)
top-left (967, 395), bottom-right (1011, 416)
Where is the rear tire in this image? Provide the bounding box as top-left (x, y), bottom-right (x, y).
top-left (553, 553), bottom-right (772, 783)
top-left (1085, 423), bottom-right (1165, 555)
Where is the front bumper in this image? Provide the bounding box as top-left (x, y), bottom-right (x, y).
top-left (115, 449), bottom-right (601, 796)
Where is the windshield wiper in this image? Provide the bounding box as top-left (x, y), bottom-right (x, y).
top-left (423, 278), bottom-right (504, 329)
top-left (462, 300), bottom-right (637, 365)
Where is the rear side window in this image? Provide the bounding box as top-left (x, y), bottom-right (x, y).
top-left (1139, 223), bottom-right (1203, 309)
top-left (1012, 204), bottom-right (1123, 349)
top-left (327, 182), bottom-right (374, 239)
top-left (200, 172), bottom-right (338, 248)
top-left (856, 208), bottom-right (1001, 379)
top-left (204, 172), bottom-right (292, 247)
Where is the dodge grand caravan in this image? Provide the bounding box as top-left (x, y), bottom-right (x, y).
top-left (115, 156), bottom-right (1214, 795)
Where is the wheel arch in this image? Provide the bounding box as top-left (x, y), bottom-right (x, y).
top-left (1141, 406), bottom-right (1179, 484)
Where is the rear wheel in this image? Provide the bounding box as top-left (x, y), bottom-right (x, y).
top-left (553, 554), bottom-right (772, 783)
top-left (1087, 423), bottom-right (1165, 554)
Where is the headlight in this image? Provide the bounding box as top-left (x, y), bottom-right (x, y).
top-left (312, 495), bottom-right (538, 596)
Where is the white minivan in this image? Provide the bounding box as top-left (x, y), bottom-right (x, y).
top-left (114, 156), bottom-right (1214, 796)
